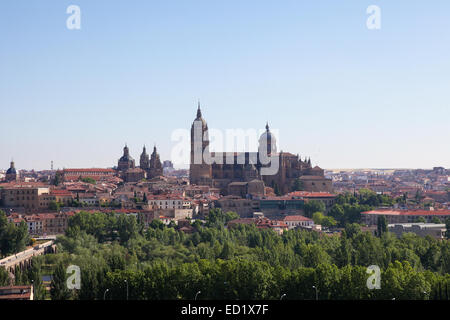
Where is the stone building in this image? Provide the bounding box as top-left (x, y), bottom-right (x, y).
top-left (227, 179), bottom-right (265, 198)
top-left (148, 146), bottom-right (163, 179)
top-left (189, 104), bottom-right (332, 195)
top-left (123, 168), bottom-right (146, 183)
top-left (139, 145), bottom-right (163, 179)
top-left (0, 184), bottom-right (50, 212)
top-left (389, 223), bottom-right (446, 239)
top-left (139, 145), bottom-right (150, 171)
top-left (60, 168), bottom-right (116, 182)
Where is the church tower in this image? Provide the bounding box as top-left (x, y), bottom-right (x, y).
top-left (189, 102), bottom-right (212, 185)
top-left (148, 145), bottom-right (163, 179)
top-left (140, 145), bottom-right (150, 170)
top-left (258, 122), bottom-right (277, 157)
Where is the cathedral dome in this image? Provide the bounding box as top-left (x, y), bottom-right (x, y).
top-left (6, 161), bottom-right (16, 175)
top-left (119, 154), bottom-right (134, 162)
top-left (6, 167), bottom-right (16, 175)
top-left (120, 145), bottom-right (134, 162)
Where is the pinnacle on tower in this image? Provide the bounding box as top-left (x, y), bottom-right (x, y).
top-left (197, 101), bottom-right (202, 119)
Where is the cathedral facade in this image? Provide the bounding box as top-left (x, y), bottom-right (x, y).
top-left (117, 144), bottom-right (163, 181)
top-left (189, 105), bottom-right (332, 195)
top-left (140, 145), bottom-right (163, 179)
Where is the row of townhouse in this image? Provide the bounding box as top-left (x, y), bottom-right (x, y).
top-left (227, 215), bottom-right (315, 235)
top-left (214, 191), bottom-right (336, 218)
top-left (361, 209), bottom-right (450, 226)
top-left (9, 212), bottom-right (75, 236)
top-left (146, 195), bottom-right (192, 210)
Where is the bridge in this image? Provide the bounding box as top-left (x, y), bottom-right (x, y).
top-left (0, 240), bottom-right (56, 275)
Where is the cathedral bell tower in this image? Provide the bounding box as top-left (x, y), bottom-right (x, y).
top-left (148, 145), bottom-right (163, 179)
top-left (189, 102), bottom-right (212, 185)
top-left (140, 145), bottom-right (150, 170)
top-left (258, 122), bottom-right (277, 157)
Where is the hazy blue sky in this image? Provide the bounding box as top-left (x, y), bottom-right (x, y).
top-left (1, 1), bottom-right (449, 170)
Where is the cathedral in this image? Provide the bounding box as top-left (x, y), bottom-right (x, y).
top-left (117, 144), bottom-right (163, 181)
top-left (140, 145), bottom-right (163, 179)
top-left (189, 105), bottom-right (332, 195)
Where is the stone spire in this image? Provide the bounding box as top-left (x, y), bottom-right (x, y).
top-left (197, 100), bottom-right (202, 119)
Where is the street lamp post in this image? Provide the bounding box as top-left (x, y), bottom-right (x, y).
top-left (104, 288), bottom-right (109, 300)
top-left (124, 280), bottom-right (128, 300)
top-left (312, 286), bottom-right (318, 301)
top-left (195, 291), bottom-right (201, 300)
top-left (280, 294), bottom-right (287, 300)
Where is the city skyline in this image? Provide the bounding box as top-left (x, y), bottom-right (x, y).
top-left (1, 1), bottom-right (450, 170)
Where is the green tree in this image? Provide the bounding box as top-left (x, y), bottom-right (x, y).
top-left (219, 241), bottom-right (234, 260)
top-left (431, 217), bottom-right (442, 224)
top-left (377, 215), bottom-right (388, 237)
top-left (116, 214), bottom-right (138, 244)
top-left (303, 200), bottom-right (326, 218)
top-left (0, 210), bottom-right (30, 257)
top-left (0, 267), bottom-right (10, 286)
top-left (49, 200), bottom-right (61, 212)
top-left (416, 216), bottom-right (426, 223)
top-left (80, 177), bottom-right (96, 184)
top-left (312, 212), bottom-right (325, 225)
top-left (52, 171), bottom-right (63, 186)
top-left (50, 262), bottom-right (71, 300)
top-left (28, 258), bottom-right (46, 300)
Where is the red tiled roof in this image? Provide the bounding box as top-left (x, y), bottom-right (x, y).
top-left (147, 195), bottom-right (190, 201)
top-left (283, 215), bottom-right (312, 222)
top-left (287, 191), bottom-right (335, 198)
top-left (0, 182), bottom-right (48, 188)
top-left (362, 209), bottom-right (450, 216)
top-left (50, 189), bottom-right (73, 196)
top-left (228, 218), bottom-right (256, 225)
top-left (63, 168), bottom-right (115, 173)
